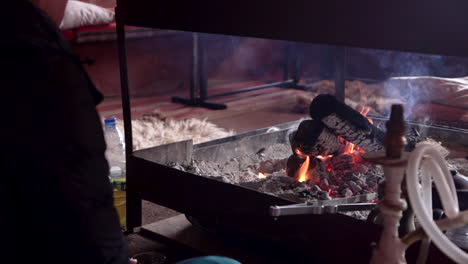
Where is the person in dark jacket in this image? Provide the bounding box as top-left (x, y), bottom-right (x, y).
top-left (0, 1), bottom-right (130, 263)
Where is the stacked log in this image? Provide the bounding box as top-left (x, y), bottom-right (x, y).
top-left (289, 119), bottom-right (345, 156)
top-left (287, 94), bottom-right (422, 184)
top-left (310, 94), bottom-right (385, 152)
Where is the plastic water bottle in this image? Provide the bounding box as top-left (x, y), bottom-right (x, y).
top-left (104, 117), bottom-right (126, 180)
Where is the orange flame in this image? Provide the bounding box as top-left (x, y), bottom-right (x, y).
top-left (342, 106), bottom-right (373, 155)
top-left (295, 148), bottom-right (307, 159)
top-left (295, 148), bottom-right (313, 182)
top-left (257, 172), bottom-right (267, 179)
top-left (296, 155), bottom-right (310, 182)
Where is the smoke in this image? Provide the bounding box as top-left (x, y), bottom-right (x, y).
top-left (212, 35), bottom-right (285, 81)
top-left (362, 49), bottom-right (449, 118)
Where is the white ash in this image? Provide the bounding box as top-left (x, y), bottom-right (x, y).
top-left (169, 143), bottom-right (383, 203)
top-left (170, 144), bottom-right (291, 183)
top-left (448, 158), bottom-right (468, 177)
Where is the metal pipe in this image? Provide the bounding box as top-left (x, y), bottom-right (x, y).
top-left (198, 34), bottom-right (208, 100)
top-left (116, 5), bottom-right (141, 231)
top-left (270, 203), bottom-right (377, 217)
top-left (190, 33), bottom-right (199, 100)
top-left (116, 7), bottom-right (133, 160)
top-left (291, 42), bottom-right (302, 83)
top-left (207, 79), bottom-right (294, 99)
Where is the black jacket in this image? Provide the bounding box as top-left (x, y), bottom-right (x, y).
top-left (0, 1), bottom-right (129, 263)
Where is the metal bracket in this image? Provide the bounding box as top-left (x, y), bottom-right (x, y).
top-left (270, 202), bottom-right (376, 217)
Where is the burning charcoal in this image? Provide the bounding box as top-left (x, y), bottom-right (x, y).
top-left (452, 172), bottom-right (468, 190)
top-left (289, 119), bottom-right (345, 156)
top-left (318, 190), bottom-right (332, 200)
top-left (341, 188), bottom-right (354, 197)
top-left (239, 180), bottom-right (265, 190)
top-left (313, 158), bottom-right (329, 176)
top-left (279, 192), bottom-right (306, 202)
top-left (171, 163), bottom-right (187, 172)
top-left (256, 147), bottom-right (266, 155)
top-left (448, 158), bottom-right (468, 178)
top-left (310, 185), bottom-right (322, 192)
top-left (258, 160), bottom-right (275, 174)
top-left (271, 170), bottom-right (288, 178)
top-left (286, 154), bottom-right (306, 178)
top-left (273, 158), bottom-right (288, 171)
top-left (353, 164), bottom-right (369, 174)
top-left (309, 94), bottom-right (385, 152)
top-left (259, 180), bottom-right (282, 194)
top-left (355, 179), bottom-right (367, 188)
top-left (406, 129), bottom-right (427, 151)
top-left (276, 175), bottom-right (300, 185)
top-left (350, 174), bottom-right (363, 182)
top-left (348, 181), bottom-right (362, 194)
top-left (299, 189), bottom-right (313, 198)
top-left (320, 178), bottom-right (330, 190)
top-left (366, 179), bottom-right (378, 190)
top-left (343, 171), bottom-right (355, 181)
top-left (186, 164), bottom-right (201, 174)
top-left (330, 155), bottom-right (353, 171)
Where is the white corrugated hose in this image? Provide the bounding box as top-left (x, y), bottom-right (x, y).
top-left (406, 143), bottom-right (468, 263)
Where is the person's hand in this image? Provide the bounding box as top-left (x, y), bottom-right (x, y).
top-left (130, 258), bottom-right (137, 264)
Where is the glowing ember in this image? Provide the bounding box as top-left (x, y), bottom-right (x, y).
top-left (292, 106), bottom-right (375, 184)
top-left (257, 172), bottom-right (268, 179)
top-left (296, 155), bottom-right (311, 182)
top-left (317, 154), bottom-right (333, 161)
top-left (295, 148), bottom-right (307, 158)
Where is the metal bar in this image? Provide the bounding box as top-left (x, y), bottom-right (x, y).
top-left (290, 42), bottom-right (301, 83)
top-left (270, 202), bottom-right (376, 217)
top-left (334, 46), bottom-right (346, 102)
top-left (270, 203), bottom-right (322, 217)
top-left (335, 203), bottom-right (377, 212)
top-left (207, 79), bottom-right (294, 99)
top-left (171, 96), bottom-right (227, 109)
top-left (283, 42), bottom-right (291, 80)
top-left (428, 101), bottom-right (468, 111)
top-left (346, 77), bottom-right (384, 84)
top-left (318, 45), bottom-right (335, 80)
top-left (116, 8), bottom-right (133, 158)
top-left (174, 37), bottom-right (307, 108)
top-left (282, 42), bottom-right (301, 83)
top-left (116, 6), bottom-right (141, 231)
top-left (190, 33), bottom-right (199, 100)
top-left (368, 114), bottom-right (468, 132)
top-left (198, 34), bottom-right (208, 100)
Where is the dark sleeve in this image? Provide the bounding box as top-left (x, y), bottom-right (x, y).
top-left (1, 49), bottom-right (129, 264)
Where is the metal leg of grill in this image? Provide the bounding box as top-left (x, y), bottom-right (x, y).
top-left (172, 37), bottom-right (308, 110)
top-left (116, 6), bottom-right (141, 232)
top-left (172, 33), bottom-right (227, 110)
